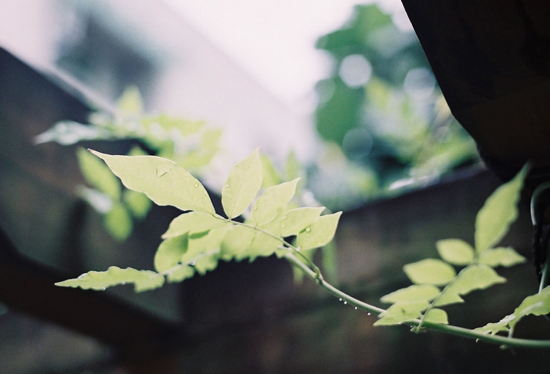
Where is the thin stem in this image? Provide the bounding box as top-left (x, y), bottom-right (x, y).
top-left (283, 253), bottom-right (550, 349)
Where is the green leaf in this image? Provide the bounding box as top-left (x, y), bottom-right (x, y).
top-left (117, 86), bottom-right (143, 115)
top-left (381, 284), bottom-right (440, 304)
top-left (143, 115), bottom-right (204, 136)
top-left (162, 212), bottom-right (227, 238)
top-left (321, 239), bottom-right (339, 285)
top-left (34, 121), bottom-right (109, 145)
top-left (90, 150), bottom-right (215, 214)
top-left (475, 165), bottom-right (528, 252)
top-left (403, 259), bottom-right (456, 286)
top-left (424, 308), bottom-right (448, 324)
top-left (286, 150), bottom-right (302, 182)
top-left (374, 301), bottom-right (429, 326)
top-left (475, 315), bottom-right (514, 336)
top-left (77, 148), bottom-right (121, 200)
top-left (510, 286), bottom-right (550, 328)
top-left (221, 225), bottom-right (255, 257)
top-left (166, 266), bottom-right (195, 283)
top-left (123, 189), bottom-right (152, 219)
top-left (260, 154), bottom-right (282, 188)
top-left (154, 234), bottom-right (189, 272)
top-left (236, 230), bottom-right (282, 261)
top-left (436, 239), bottom-right (475, 265)
top-left (478, 247), bottom-right (526, 267)
top-left (104, 203), bottom-right (132, 241)
top-left (450, 264), bottom-right (506, 296)
top-left (251, 179), bottom-right (299, 225)
top-left (278, 207), bottom-right (325, 237)
top-left (222, 149), bottom-right (262, 218)
top-left (55, 266), bottom-right (164, 292)
top-left (433, 290), bottom-right (464, 307)
top-left (296, 212), bottom-right (342, 251)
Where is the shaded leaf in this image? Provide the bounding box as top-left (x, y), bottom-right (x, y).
top-left (123, 189), bottom-right (152, 219)
top-left (296, 212), bottom-right (342, 251)
top-left (251, 179), bottom-right (299, 225)
top-left (261, 154), bottom-right (282, 188)
top-left (221, 225), bottom-right (255, 257)
top-left (154, 234), bottom-right (189, 272)
top-left (56, 266), bottom-right (164, 292)
top-left (478, 247), bottom-right (526, 268)
top-left (104, 203), bottom-right (132, 241)
top-left (475, 165), bottom-right (528, 252)
top-left (433, 290), bottom-right (464, 307)
top-left (403, 259), bottom-right (456, 286)
top-left (236, 230), bottom-right (282, 261)
top-left (90, 151), bottom-right (215, 214)
top-left (162, 212), bottom-right (227, 238)
top-left (222, 149), bottom-right (262, 218)
top-left (436, 239), bottom-right (474, 265)
top-left (381, 284), bottom-right (440, 304)
top-left (77, 147), bottom-right (120, 200)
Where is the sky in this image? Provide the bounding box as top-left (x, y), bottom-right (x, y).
top-left (161, 0), bottom-right (409, 113)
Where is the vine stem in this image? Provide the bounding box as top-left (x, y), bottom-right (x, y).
top-left (283, 252), bottom-right (550, 349)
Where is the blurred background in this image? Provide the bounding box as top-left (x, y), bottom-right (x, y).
top-left (5, 1), bottom-right (538, 373)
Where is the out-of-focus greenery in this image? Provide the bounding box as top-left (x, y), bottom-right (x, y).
top-left (311, 3), bottom-right (479, 210)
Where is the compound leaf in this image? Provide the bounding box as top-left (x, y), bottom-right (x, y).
top-left (55, 266), bottom-right (164, 292)
top-left (450, 264), bottom-right (506, 296)
top-left (436, 239), bottom-right (474, 265)
top-left (162, 212), bottom-right (227, 238)
top-left (222, 149), bottom-right (262, 218)
top-left (424, 308), bottom-right (448, 324)
top-left (296, 212), bottom-right (342, 251)
top-left (404, 259), bottom-right (456, 286)
top-left (381, 284), bottom-right (440, 304)
top-left (251, 179), bottom-right (299, 225)
top-left (90, 150), bottom-right (215, 214)
top-left (475, 165), bottom-right (528, 253)
top-left (478, 247), bottom-right (526, 268)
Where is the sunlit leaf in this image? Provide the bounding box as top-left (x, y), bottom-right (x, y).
top-left (278, 207), bottom-right (325, 237)
top-left (261, 154), bottom-right (282, 188)
top-left (166, 265), bottom-right (195, 283)
top-left (403, 259), bottom-right (456, 286)
top-left (117, 86), bottom-right (143, 115)
top-left (381, 284), bottom-right (440, 304)
top-left (236, 230), bottom-right (282, 261)
top-left (433, 290), bottom-right (464, 307)
top-left (162, 212), bottom-right (227, 238)
top-left (510, 286), bottom-right (550, 328)
top-left (123, 189), bottom-right (152, 219)
top-left (424, 308), bottom-right (448, 324)
top-left (436, 239), bottom-right (474, 266)
top-left (104, 203), bottom-right (133, 241)
top-left (475, 165), bottom-right (528, 253)
top-left (55, 266), bottom-right (164, 292)
top-left (478, 247), bottom-right (526, 268)
top-left (474, 315), bottom-right (514, 336)
top-left (450, 264), bottom-right (506, 296)
top-left (374, 301), bottom-right (429, 326)
top-left (90, 151), bottom-right (215, 214)
top-left (222, 149), bottom-right (262, 218)
top-left (251, 179), bottom-right (299, 225)
top-left (187, 228), bottom-right (226, 260)
top-left (77, 148), bottom-right (120, 200)
top-left (154, 234), bottom-right (189, 272)
top-left (296, 212), bottom-right (342, 251)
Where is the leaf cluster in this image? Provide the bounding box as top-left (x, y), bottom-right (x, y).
top-left (56, 150), bottom-right (341, 292)
top-left (36, 87), bottom-right (221, 240)
top-left (376, 166), bottom-right (528, 327)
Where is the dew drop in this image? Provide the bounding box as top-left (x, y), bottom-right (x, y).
top-left (253, 206), bottom-right (258, 211)
top-left (305, 227), bottom-right (311, 233)
top-left (190, 261), bottom-right (196, 266)
top-left (344, 301), bottom-right (347, 305)
top-left (367, 313), bottom-right (371, 316)
top-left (101, 288), bottom-right (106, 291)
top-left (194, 183), bottom-right (199, 188)
top-left (225, 184), bottom-right (230, 188)
top-left (355, 307), bottom-right (358, 310)
top-left (339, 298), bottom-right (342, 301)
top-left (121, 282), bottom-right (126, 286)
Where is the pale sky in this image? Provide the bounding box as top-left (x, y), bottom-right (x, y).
top-left (161, 0), bottom-right (409, 113)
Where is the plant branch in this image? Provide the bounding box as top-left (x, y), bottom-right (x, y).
top-left (283, 252), bottom-right (550, 349)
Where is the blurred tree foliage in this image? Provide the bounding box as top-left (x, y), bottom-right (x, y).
top-left (312, 4), bottom-right (479, 208)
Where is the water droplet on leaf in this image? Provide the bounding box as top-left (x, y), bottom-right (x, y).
top-left (194, 183), bottom-right (199, 188)
top-left (344, 301), bottom-right (347, 304)
top-left (305, 227), bottom-right (311, 233)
